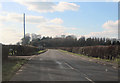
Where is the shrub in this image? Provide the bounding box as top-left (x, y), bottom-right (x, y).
top-left (59, 45), bottom-right (120, 60)
top-left (2, 45), bottom-right (40, 61)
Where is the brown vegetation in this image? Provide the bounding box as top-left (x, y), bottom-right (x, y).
top-left (2, 45), bottom-right (40, 61)
top-left (59, 45), bottom-right (120, 60)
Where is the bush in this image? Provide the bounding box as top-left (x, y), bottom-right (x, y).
top-left (2, 45), bottom-right (40, 61)
top-left (59, 45), bottom-right (120, 60)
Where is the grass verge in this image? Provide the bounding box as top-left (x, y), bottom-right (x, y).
top-left (60, 50), bottom-right (84, 56)
top-left (37, 49), bottom-right (47, 54)
top-left (2, 58), bottom-right (27, 81)
top-left (60, 49), bottom-right (120, 64)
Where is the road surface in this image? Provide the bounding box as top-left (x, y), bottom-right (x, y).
top-left (11, 49), bottom-right (118, 82)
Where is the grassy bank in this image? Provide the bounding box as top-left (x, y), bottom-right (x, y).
top-left (59, 46), bottom-right (119, 61)
top-left (60, 49), bottom-right (120, 64)
top-left (37, 49), bottom-right (47, 54)
top-left (2, 58), bottom-right (27, 81)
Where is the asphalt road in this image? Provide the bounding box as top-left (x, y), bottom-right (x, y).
top-left (11, 49), bottom-right (118, 82)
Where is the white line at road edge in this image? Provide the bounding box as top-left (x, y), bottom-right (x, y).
top-left (29, 56), bottom-right (35, 60)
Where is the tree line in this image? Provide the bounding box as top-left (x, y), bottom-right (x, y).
top-left (17, 34), bottom-right (120, 47)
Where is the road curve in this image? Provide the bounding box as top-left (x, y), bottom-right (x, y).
top-left (11, 49), bottom-right (118, 82)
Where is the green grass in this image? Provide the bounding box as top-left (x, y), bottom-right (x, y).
top-left (60, 49), bottom-right (120, 63)
top-left (2, 58), bottom-right (27, 81)
top-left (37, 50), bottom-right (47, 54)
top-left (60, 50), bottom-right (84, 56)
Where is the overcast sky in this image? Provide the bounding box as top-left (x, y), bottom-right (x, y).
top-left (0, 0), bottom-right (118, 44)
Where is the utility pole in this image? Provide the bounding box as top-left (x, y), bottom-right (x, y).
top-left (23, 13), bottom-right (25, 45)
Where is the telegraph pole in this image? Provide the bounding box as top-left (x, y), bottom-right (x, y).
top-left (23, 13), bottom-right (25, 45)
top-left (24, 13), bottom-right (25, 39)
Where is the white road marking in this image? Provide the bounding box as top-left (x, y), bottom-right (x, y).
top-left (56, 61), bottom-right (65, 69)
top-left (83, 74), bottom-right (95, 83)
top-left (105, 69), bottom-right (108, 72)
top-left (112, 66), bottom-right (117, 69)
top-left (19, 70), bottom-right (22, 71)
top-left (85, 77), bottom-right (95, 83)
top-left (56, 61), bottom-right (62, 65)
top-left (16, 73), bottom-right (20, 75)
top-left (29, 57), bottom-right (32, 60)
top-left (40, 58), bottom-right (42, 61)
top-left (29, 56), bottom-right (35, 60)
top-left (65, 62), bottom-right (74, 69)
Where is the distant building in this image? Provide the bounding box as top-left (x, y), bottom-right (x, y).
top-left (37, 35), bottom-right (41, 39)
top-left (61, 35), bottom-right (66, 38)
top-left (66, 35), bottom-right (77, 39)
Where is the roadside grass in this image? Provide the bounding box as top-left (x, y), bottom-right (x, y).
top-left (2, 49), bottom-right (47, 81)
top-left (28, 49), bottom-right (47, 55)
top-left (37, 49), bottom-right (47, 54)
top-left (2, 58), bottom-right (27, 81)
top-left (60, 49), bottom-right (120, 64)
top-left (60, 50), bottom-right (85, 57)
